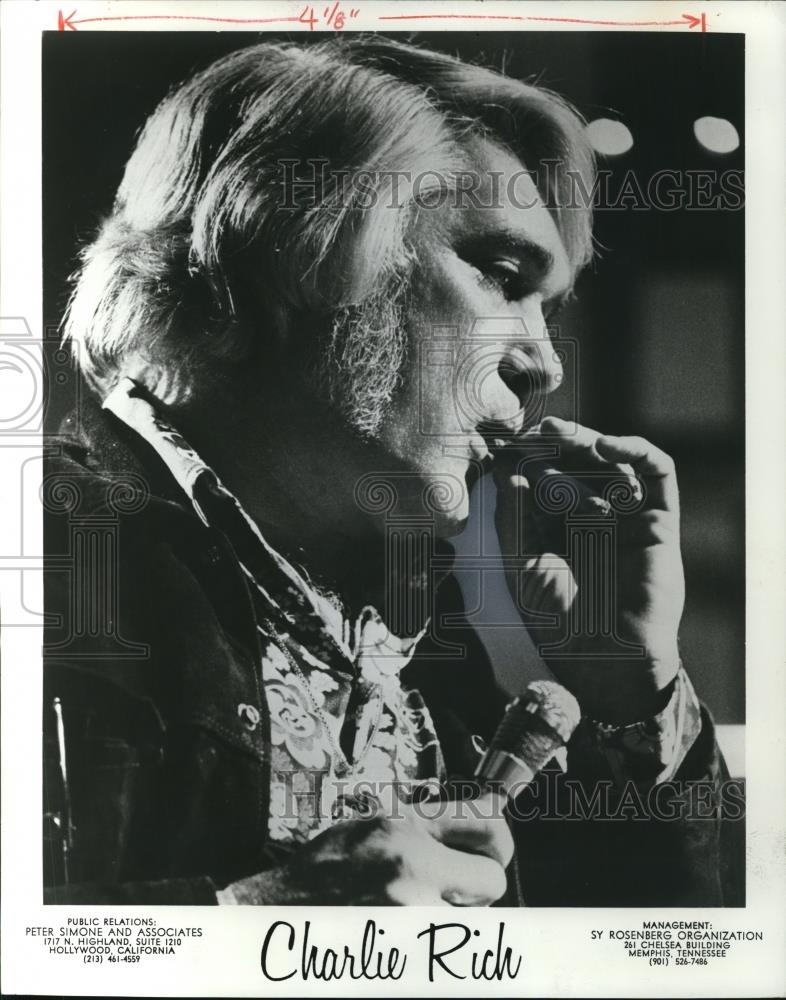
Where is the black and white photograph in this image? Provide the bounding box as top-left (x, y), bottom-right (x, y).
top-left (1, 2), bottom-right (785, 996)
top-left (40, 24), bottom-right (746, 907)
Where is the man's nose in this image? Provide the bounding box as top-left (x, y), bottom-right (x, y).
top-left (498, 328), bottom-right (563, 404)
top-left (471, 311), bottom-right (563, 430)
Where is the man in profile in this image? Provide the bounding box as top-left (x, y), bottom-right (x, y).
top-left (43, 36), bottom-right (738, 905)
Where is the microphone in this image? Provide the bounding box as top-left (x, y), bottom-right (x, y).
top-left (474, 680), bottom-right (581, 798)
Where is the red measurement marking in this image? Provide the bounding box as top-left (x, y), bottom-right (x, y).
top-left (299, 5), bottom-right (319, 29)
top-left (525, 13), bottom-right (703, 28)
top-left (378, 12), bottom-right (525, 19)
top-left (379, 11), bottom-right (706, 30)
top-left (299, 2), bottom-right (358, 30)
top-left (57, 6), bottom-right (704, 33)
top-left (58, 8), bottom-right (303, 31)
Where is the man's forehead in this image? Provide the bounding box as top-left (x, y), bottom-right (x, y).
top-left (452, 135), bottom-right (570, 279)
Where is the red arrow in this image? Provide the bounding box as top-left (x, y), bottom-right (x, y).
top-left (523, 11), bottom-right (705, 28)
top-left (57, 7), bottom-right (707, 32)
top-left (57, 8), bottom-right (302, 30)
top-left (379, 11), bottom-right (706, 30)
top-left (57, 9), bottom-right (77, 31)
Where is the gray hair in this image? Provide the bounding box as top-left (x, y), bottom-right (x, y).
top-left (64, 36), bottom-right (595, 418)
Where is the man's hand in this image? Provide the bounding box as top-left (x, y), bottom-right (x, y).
top-left (219, 793), bottom-right (513, 905)
top-left (494, 416), bottom-right (685, 723)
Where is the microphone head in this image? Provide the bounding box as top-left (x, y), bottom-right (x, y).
top-left (476, 680), bottom-right (581, 791)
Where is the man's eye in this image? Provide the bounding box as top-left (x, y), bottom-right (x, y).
top-left (477, 258), bottom-right (526, 300)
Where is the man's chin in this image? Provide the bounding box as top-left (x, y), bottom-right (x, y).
top-left (432, 509), bottom-right (471, 539)
top-left (429, 484), bottom-right (471, 537)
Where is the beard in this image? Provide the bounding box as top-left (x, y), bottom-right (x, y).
top-left (307, 279), bottom-right (410, 439)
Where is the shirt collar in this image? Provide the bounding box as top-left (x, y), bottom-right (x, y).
top-left (102, 378), bottom-right (426, 674)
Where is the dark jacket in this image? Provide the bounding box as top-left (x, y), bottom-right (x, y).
top-left (42, 402), bottom-right (744, 906)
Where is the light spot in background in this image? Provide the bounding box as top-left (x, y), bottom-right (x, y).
top-left (693, 116), bottom-right (740, 154)
top-left (585, 118), bottom-right (634, 156)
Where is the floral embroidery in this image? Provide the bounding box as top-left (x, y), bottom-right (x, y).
top-left (268, 781), bottom-right (300, 842)
top-left (352, 745), bottom-right (397, 782)
top-left (257, 622), bottom-right (445, 841)
top-left (260, 646), bottom-right (289, 681)
top-left (266, 681), bottom-right (328, 770)
top-left (307, 670), bottom-right (340, 703)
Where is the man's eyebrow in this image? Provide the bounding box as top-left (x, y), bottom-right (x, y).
top-left (456, 231), bottom-right (556, 276)
top-left (456, 230), bottom-right (576, 302)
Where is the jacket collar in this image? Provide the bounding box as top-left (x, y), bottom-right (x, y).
top-left (86, 379), bottom-right (427, 678)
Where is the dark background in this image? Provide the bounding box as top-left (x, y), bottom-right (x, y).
top-left (42, 31), bottom-right (744, 723)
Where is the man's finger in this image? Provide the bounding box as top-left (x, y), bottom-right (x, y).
top-left (426, 793), bottom-right (514, 868)
top-left (386, 880), bottom-right (450, 906)
top-left (433, 845), bottom-right (509, 906)
top-left (594, 435), bottom-right (679, 513)
top-left (537, 417), bottom-right (640, 488)
top-left (539, 415), bottom-right (603, 458)
top-left (391, 813), bottom-right (509, 905)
